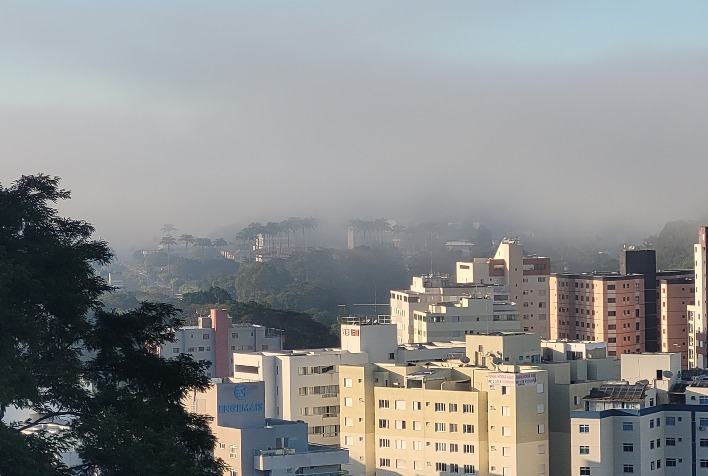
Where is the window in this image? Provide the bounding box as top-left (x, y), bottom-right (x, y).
top-left (538, 444), bottom-right (545, 454)
top-left (666, 437), bottom-right (676, 446)
top-left (413, 441), bottom-right (423, 450)
top-left (449, 423), bottom-right (458, 432)
top-left (463, 444), bottom-right (475, 454)
top-left (450, 463), bottom-right (459, 473)
top-left (435, 402), bottom-right (446, 412)
top-left (344, 417), bottom-right (353, 427)
top-left (395, 439), bottom-right (407, 450)
top-left (650, 440), bottom-right (655, 449)
top-left (379, 458), bottom-right (391, 468)
top-left (701, 439), bottom-right (708, 447)
top-left (413, 401), bottom-right (422, 410)
top-left (343, 378), bottom-right (353, 388)
top-left (537, 424), bottom-right (545, 434)
top-left (395, 420), bottom-right (406, 430)
top-left (666, 459), bottom-right (676, 467)
top-left (580, 446), bottom-right (589, 454)
top-left (394, 400), bottom-right (406, 410)
top-left (413, 421), bottom-right (422, 431)
top-left (537, 383), bottom-right (544, 393)
top-left (378, 419), bottom-right (389, 429)
top-left (435, 442), bottom-right (446, 452)
top-left (650, 419), bottom-right (655, 428)
top-left (379, 438), bottom-right (390, 448)
top-left (701, 396), bottom-right (708, 404)
top-left (449, 403), bottom-right (458, 412)
top-left (463, 465), bottom-right (476, 474)
top-left (666, 416), bottom-right (676, 426)
top-left (344, 436), bottom-right (354, 446)
top-left (450, 443), bottom-right (458, 453)
top-left (229, 445), bottom-right (238, 459)
top-left (203, 333), bottom-right (210, 339)
top-left (435, 422), bottom-right (446, 432)
top-left (701, 460), bottom-right (708, 469)
top-left (396, 459), bottom-right (406, 470)
top-left (622, 422), bottom-right (633, 431)
top-left (463, 404), bottom-right (474, 413)
top-left (579, 424), bottom-right (590, 433)
top-left (501, 426), bottom-right (511, 436)
top-left (379, 399), bottom-right (390, 409)
top-left (700, 417), bottom-right (708, 427)
top-left (537, 404), bottom-right (545, 414)
top-left (344, 397), bottom-right (352, 407)
top-left (436, 463), bottom-right (448, 472)
top-left (501, 406), bottom-right (511, 416)
top-left (623, 464), bottom-right (633, 473)
top-left (463, 424), bottom-right (474, 434)
top-left (580, 468), bottom-right (590, 476)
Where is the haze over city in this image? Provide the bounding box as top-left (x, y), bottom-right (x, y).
top-left (4, 1), bottom-right (708, 253)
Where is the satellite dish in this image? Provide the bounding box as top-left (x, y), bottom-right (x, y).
top-left (460, 356), bottom-right (470, 364)
top-left (663, 370), bottom-right (674, 378)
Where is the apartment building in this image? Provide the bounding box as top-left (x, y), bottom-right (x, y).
top-left (184, 379), bottom-right (348, 476)
top-left (410, 294), bottom-right (520, 343)
top-left (390, 274), bottom-right (488, 344)
top-left (550, 273), bottom-right (645, 356)
top-left (456, 238), bottom-right (551, 338)
top-left (158, 308), bottom-right (283, 377)
top-left (689, 226), bottom-right (708, 368)
top-left (231, 318), bottom-right (466, 446)
top-left (339, 361), bottom-right (549, 476)
top-left (338, 332), bottom-right (622, 476)
top-left (659, 276), bottom-right (694, 369)
top-left (568, 352), bottom-right (708, 476)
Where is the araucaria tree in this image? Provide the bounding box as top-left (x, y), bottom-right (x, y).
top-left (0, 175), bottom-right (223, 475)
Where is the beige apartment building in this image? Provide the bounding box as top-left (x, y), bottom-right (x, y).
top-left (339, 362), bottom-right (549, 476)
top-left (550, 273), bottom-right (645, 356)
top-left (659, 276), bottom-right (694, 369)
top-left (456, 238), bottom-right (551, 338)
top-left (689, 226), bottom-right (708, 368)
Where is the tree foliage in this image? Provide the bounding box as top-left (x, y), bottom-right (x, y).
top-left (0, 175), bottom-right (222, 475)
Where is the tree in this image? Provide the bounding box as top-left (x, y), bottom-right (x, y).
top-left (179, 233), bottom-right (195, 252)
top-left (0, 175), bottom-right (223, 475)
top-left (160, 235), bottom-right (177, 275)
top-left (161, 223), bottom-right (177, 234)
top-left (212, 238), bottom-right (228, 250)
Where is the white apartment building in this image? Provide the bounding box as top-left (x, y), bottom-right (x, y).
top-left (410, 295), bottom-right (520, 343)
top-left (231, 317), bottom-right (467, 447)
top-left (158, 308), bottom-right (284, 378)
top-left (185, 379), bottom-right (348, 476)
top-left (390, 274), bottom-right (491, 344)
top-left (457, 238), bottom-right (551, 338)
top-left (569, 352), bottom-right (708, 476)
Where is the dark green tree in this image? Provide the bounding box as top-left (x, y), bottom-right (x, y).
top-left (0, 175), bottom-right (223, 475)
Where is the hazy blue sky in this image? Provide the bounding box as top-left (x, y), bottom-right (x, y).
top-left (3, 2), bottom-right (708, 251)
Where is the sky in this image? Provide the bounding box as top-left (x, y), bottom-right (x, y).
top-left (3, 1), bottom-right (708, 253)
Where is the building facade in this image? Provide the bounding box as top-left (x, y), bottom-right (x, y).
top-left (456, 238), bottom-right (551, 338)
top-left (550, 273), bottom-right (645, 356)
top-left (689, 226), bottom-right (708, 368)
